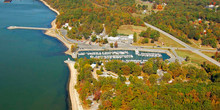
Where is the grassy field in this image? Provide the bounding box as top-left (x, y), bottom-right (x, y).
top-left (159, 33), bottom-right (184, 48)
top-left (117, 25), bottom-right (184, 48)
top-left (189, 39), bottom-right (217, 50)
top-left (176, 50), bottom-right (212, 65)
top-left (202, 51), bottom-right (215, 58)
top-left (117, 25), bottom-right (147, 35)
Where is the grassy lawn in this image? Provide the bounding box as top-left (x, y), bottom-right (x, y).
top-left (159, 33), bottom-right (184, 48)
top-left (117, 25), bottom-right (184, 48)
top-left (132, 33), bottom-right (184, 47)
top-left (189, 39), bottom-right (217, 50)
top-left (176, 50), bottom-right (212, 65)
top-left (202, 51), bottom-right (215, 58)
top-left (117, 25), bottom-right (147, 35)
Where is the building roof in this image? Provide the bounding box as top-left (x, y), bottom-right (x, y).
top-left (128, 34), bottom-right (133, 39)
top-left (206, 5), bottom-right (215, 9)
top-left (91, 64), bottom-right (96, 68)
top-left (107, 37), bottom-right (120, 41)
top-left (138, 76), bottom-right (143, 80)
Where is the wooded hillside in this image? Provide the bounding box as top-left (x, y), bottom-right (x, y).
top-left (144, 0), bottom-right (220, 48)
top-left (44, 0), bottom-right (143, 39)
top-left (74, 58), bottom-right (220, 109)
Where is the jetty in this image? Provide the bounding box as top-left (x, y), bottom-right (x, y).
top-left (7, 26), bottom-right (49, 30)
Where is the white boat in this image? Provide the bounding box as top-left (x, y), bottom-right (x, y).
top-left (135, 50), bottom-right (139, 55)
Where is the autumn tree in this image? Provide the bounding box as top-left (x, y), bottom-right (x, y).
top-left (149, 74), bottom-right (159, 85)
top-left (142, 61), bottom-right (157, 75)
top-left (133, 65), bottom-right (142, 76)
top-left (110, 43), bottom-right (113, 48)
top-left (162, 73), bottom-right (172, 82)
top-left (133, 32), bottom-right (137, 43)
top-left (141, 38), bottom-right (149, 44)
top-left (71, 44), bottom-right (77, 52)
top-left (121, 65), bottom-right (131, 75)
top-left (96, 70), bottom-right (103, 75)
top-left (114, 41), bottom-right (118, 48)
top-left (91, 35), bottom-right (97, 42)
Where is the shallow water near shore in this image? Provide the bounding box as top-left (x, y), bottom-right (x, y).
top-left (0, 0), bottom-right (69, 110)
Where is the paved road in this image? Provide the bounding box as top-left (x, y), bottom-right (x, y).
top-left (170, 48), bottom-right (185, 64)
top-left (9, 25), bottom-right (219, 66)
top-left (144, 22), bottom-right (220, 67)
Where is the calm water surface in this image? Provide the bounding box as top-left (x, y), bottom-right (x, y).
top-left (0, 0), bottom-right (69, 110)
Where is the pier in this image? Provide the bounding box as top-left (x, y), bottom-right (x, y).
top-left (7, 26), bottom-right (50, 30)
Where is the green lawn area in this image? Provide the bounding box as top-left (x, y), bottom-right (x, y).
top-left (202, 51), bottom-right (215, 58)
top-left (159, 33), bottom-right (184, 48)
top-left (176, 50), bottom-right (212, 65)
top-left (117, 25), bottom-right (185, 48)
top-left (188, 39), bottom-right (217, 50)
top-left (117, 25), bottom-right (147, 35)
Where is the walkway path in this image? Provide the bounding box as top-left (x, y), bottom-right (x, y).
top-left (7, 26), bottom-right (49, 30)
top-left (144, 22), bottom-right (220, 67)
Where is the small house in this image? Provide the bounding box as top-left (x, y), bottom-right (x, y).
top-left (91, 64), bottom-right (96, 69)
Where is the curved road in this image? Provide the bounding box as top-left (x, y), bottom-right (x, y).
top-left (144, 22), bottom-right (220, 67)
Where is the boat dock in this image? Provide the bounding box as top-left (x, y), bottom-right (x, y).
top-left (7, 26), bottom-right (49, 30)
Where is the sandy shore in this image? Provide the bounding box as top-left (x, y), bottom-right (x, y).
top-left (40, 0), bottom-right (60, 15)
top-left (40, 0), bottom-right (73, 56)
top-left (40, 0), bottom-right (82, 110)
top-left (64, 60), bottom-right (83, 110)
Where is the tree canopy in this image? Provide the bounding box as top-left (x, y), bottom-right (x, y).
top-left (74, 58), bottom-right (220, 109)
top-left (144, 0), bottom-right (220, 48)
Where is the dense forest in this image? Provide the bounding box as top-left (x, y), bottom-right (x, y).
top-left (144, 0), bottom-right (220, 48)
top-left (74, 58), bottom-right (220, 109)
top-left (44, 0), bottom-right (219, 48)
top-left (44, 0), bottom-right (143, 39)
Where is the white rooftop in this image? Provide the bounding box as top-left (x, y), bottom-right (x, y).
top-left (91, 64), bottom-right (96, 69)
top-left (68, 27), bottom-right (72, 30)
top-left (64, 23), bottom-right (69, 26)
top-left (138, 76), bottom-right (143, 80)
top-left (107, 37), bottom-right (120, 41)
top-left (125, 81), bottom-right (131, 85)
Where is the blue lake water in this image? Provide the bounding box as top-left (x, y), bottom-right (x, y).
top-left (0, 0), bottom-right (69, 110)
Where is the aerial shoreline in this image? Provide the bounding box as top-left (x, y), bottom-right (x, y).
top-left (38, 1), bottom-right (177, 109)
top-left (39, 0), bottom-right (73, 57)
top-left (39, 0), bottom-right (82, 110)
